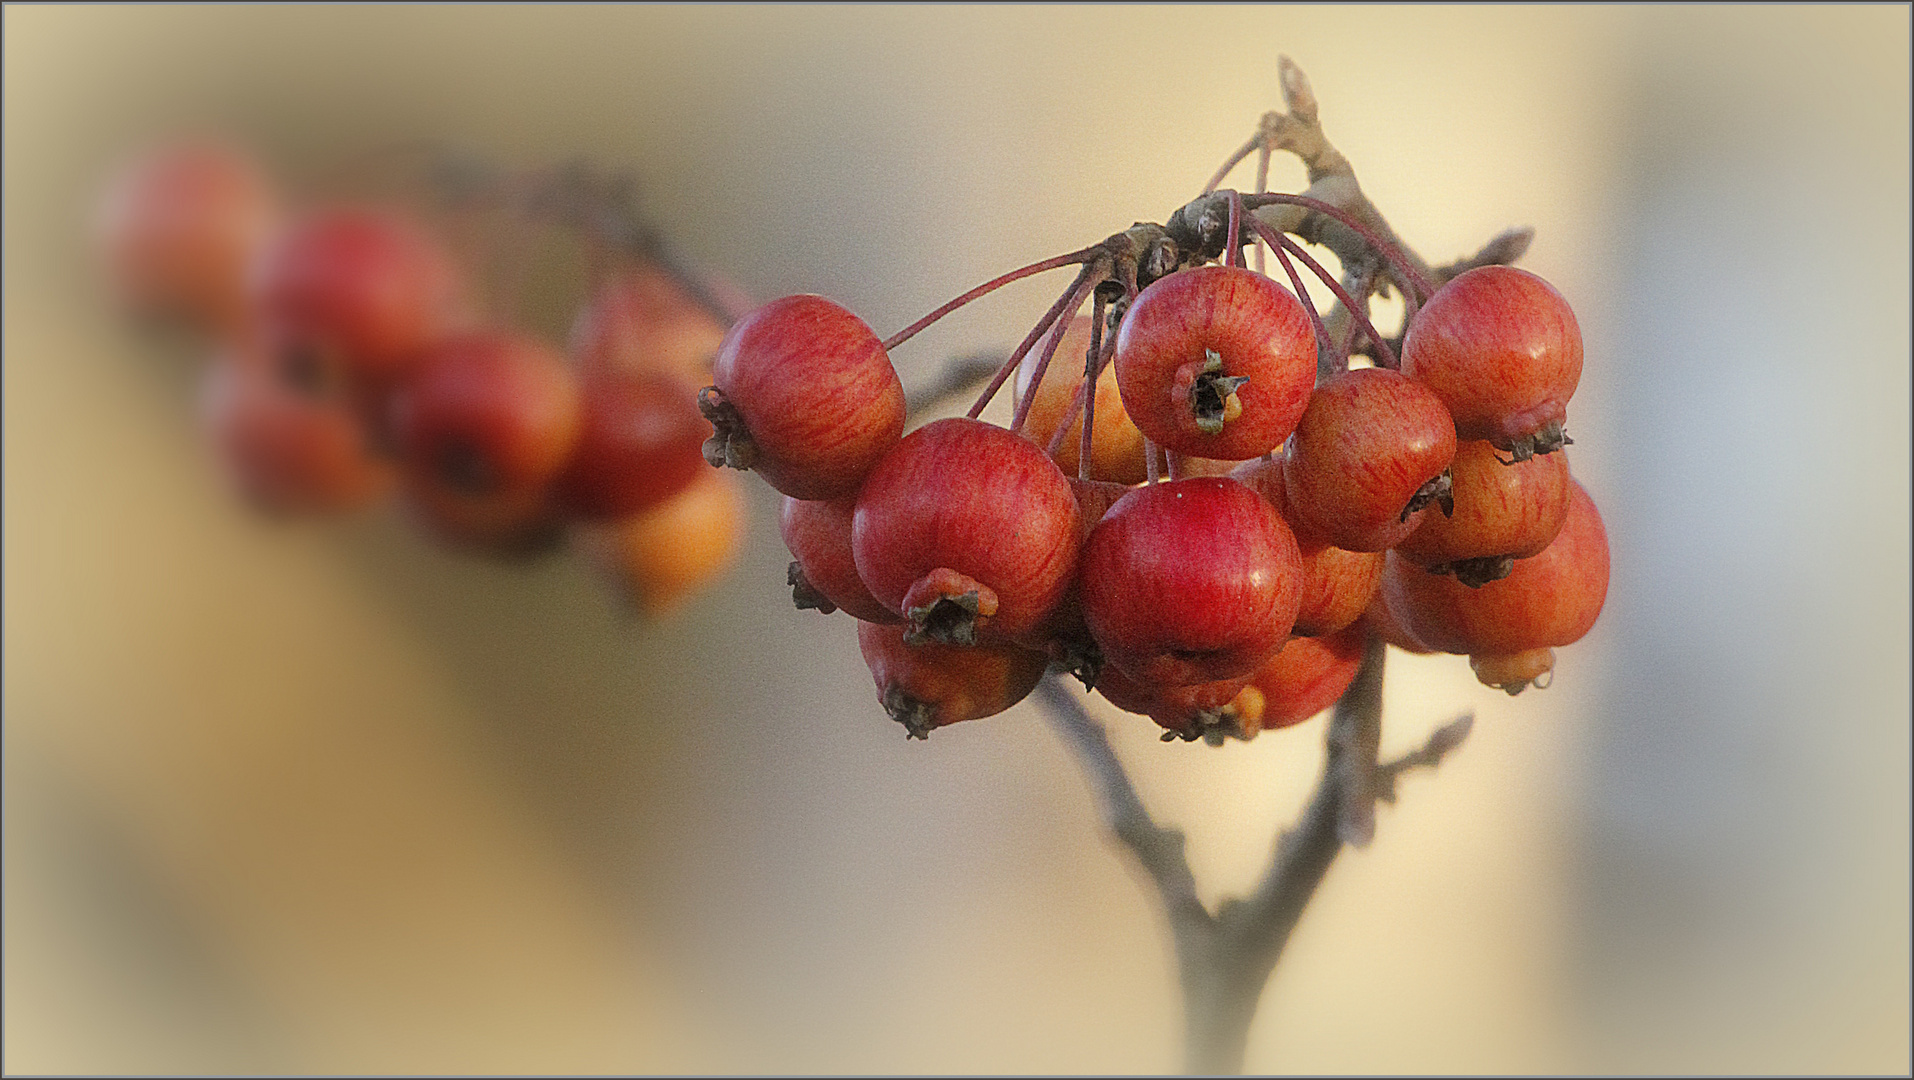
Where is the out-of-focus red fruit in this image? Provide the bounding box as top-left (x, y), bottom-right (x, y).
top-left (95, 137), bottom-right (277, 334)
top-left (1395, 440), bottom-right (1572, 586)
top-left (780, 495), bottom-right (899, 624)
top-left (1241, 625), bottom-right (1367, 733)
top-left (391, 331), bottom-right (580, 550)
top-left (577, 467), bottom-right (746, 616)
top-left (856, 620), bottom-right (1047, 739)
top-left (1382, 479), bottom-right (1609, 660)
top-left (1113, 265), bottom-right (1316, 460)
top-left (1282, 367), bottom-right (1457, 553)
top-left (1360, 586), bottom-right (1435, 656)
top-left (252, 206), bottom-right (463, 387)
top-left (1401, 265), bottom-right (1581, 461)
top-left (569, 264), bottom-right (728, 383)
top-left (1016, 316), bottom-right (1148, 483)
top-left (1095, 662), bottom-right (1253, 745)
top-left (1080, 476), bottom-right (1303, 686)
top-left (852, 418), bottom-right (1079, 647)
top-left (199, 343), bottom-right (391, 514)
top-left (704, 294), bottom-right (904, 501)
top-left (553, 367), bottom-right (708, 521)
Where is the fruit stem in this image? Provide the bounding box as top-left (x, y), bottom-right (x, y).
top-left (1249, 216), bottom-right (1399, 370)
top-left (1078, 292), bottom-right (1111, 477)
top-left (967, 261), bottom-right (1102, 421)
top-left (1010, 272), bottom-right (1097, 434)
top-left (1263, 225), bottom-right (1339, 379)
top-left (1202, 133), bottom-right (1263, 196)
top-left (884, 246), bottom-right (1099, 353)
top-left (1243, 192), bottom-right (1438, 303)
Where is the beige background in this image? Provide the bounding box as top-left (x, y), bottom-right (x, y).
top-left (5, 6), bottom-right (1907, 1074)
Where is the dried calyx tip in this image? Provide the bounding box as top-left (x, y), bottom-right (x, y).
top-left (881, 686), bottom-right (936, 740)
top-left (787, 562), bottom-right (836, 614)
top-left (1495, 419), bottom-right (1571, 464)
top-left (1401, 468), bottom-right (1454, 522)
top-left (904, 591), bottom-right (982, 647)
top-left (1189, 349), bottom-right (1250, 435)
top-left (697, 386), bottom-right (759, 471)
top-left (1432, 554), bottom-right (1516, 588)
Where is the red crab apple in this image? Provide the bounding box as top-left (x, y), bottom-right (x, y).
top-left (1282, 366), bottom-right (1457, 553)
top-left (251, 206), bottom-right (464, 388)
top-left (553, 367), bottom-right (708, 521)
top-left (1095, 662), bottom-right (1252, 744)
top-left (1382, 479), bottom-right (1609, 688)
top-left (1080, 476), bottom-right (1303, 686)
top-left (1395, 439), bottom-right (1572, 587)
top-left (199, 340), bottom-right (392, 514)
top-left (1113, 265), bottom-right (1317, 460)
top-left (1401, 265), bottom-right (1581, 461)
top-left (391, 330), bottom-right (580, 550)
top-left (1233, 456), bottom-right (1383, 637)
top-left (856, 620), bottom-right (1047, 739)
top-left (780, 495), bottom-right (899, 624)
top-left (1240, 624), bottom-right (1367, 733)
top-left (703, 294), bottom-right (904, 501)
top-left (1016, 315), bottom-right (1148, 484)
top-left (95, 137), bottom-right (277, 334)
top-left (853, 417), bottom-right (1079, 647)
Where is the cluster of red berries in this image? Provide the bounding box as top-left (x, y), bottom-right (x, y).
top-left (708, 184), bottom-right (1608, 743)
top-left (93, 138), bottom-right (747, 614)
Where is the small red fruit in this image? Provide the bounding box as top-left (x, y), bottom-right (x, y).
top-left (1282, 367), bottom-right (1457, 553)
top-left (1113, 265), bottom-right (1316, 460)
top-left (1241, 625), bottom-right (1367, 733)
top-left (1394, 439), bottom-right (1572, 586)
top-left (780, 495), bottom-right (899, 624)
top-left (852, 418), bottom-right (1079, 647)
top-left (1382, 479), bottom-right (1609, 662)
top-left (856, 620), bottom-right (1047, 739)
top-left (391, 331), bottom-right (581, 549)
top-left (1080, 476), bottom-right (1303, 686)
top-left (95, 137), bottom-right (277, 334)
top-left (251, 206), bottom-right (463, 387)
top-left (576, 467), bottom-right (746, 616)
top-left (1232, 456), bottom-right (1382, 637)
top-left (569, 264), bottom-right (728, 384)
top-left (199, 343), bottom-right (392, 514)
top-left (1401, 265), bottom-right (1582, 460)
top-left (703, 294), bottom-right (904, 501)
top-left (553, 367), bottom-right (708, 521)
top-left (1095, 662), bottom-right (1252, 745)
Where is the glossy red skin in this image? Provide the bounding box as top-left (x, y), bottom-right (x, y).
top-left (553, 368), bottom-right (707, 520)
top-left (199, 347), bottom-right (391, 514)
top-left (1401, 265), bottom-right (1582, 447)
top-left (1396, 440), bottom-right (1571, 567)
top-left (391, 331), bottom-right (580, 546)
top-left (1283, 367), bottom-right (1457, 552)
top-left (1081, 477), bottom-right (1303, 686)
top-left (569, 265), bottom-right (727, 382)
top-left (856, 620), bottom-right (1047, 734)
top-left (1383, 480), bottom-right (1609, 656)
top-left (1232, 456), bottom-right (1381, 637)
top-left (853, 418), bottom-right (1079, 645)
top-left (96, 138), bottom-right (276, 333)
top-left (1094, 662), bottom-right (1249, 734)
top-left (711, 294), bottom-right (904, 500)
top-left (780, 495), bottom-right (899, 624)
top-left (1114, 266), bottom-right (1316, 460)
top-left (251, 207), bottom-right (462, 386)
top-left (1245, 624), bottom-right (1367, 732)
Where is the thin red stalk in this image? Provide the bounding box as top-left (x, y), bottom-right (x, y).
top-left (1203, 134), bottom-right (1261, 195)
top-left (1252, 217), bottom-right (1398, 370)
top-left (1167, 451), bottom-right (1186, 481)
top-left (967, 262), bottom-right (1098, 420)
top-left (1260, 220), bottom-right (1339, 372)
top-left (884, 247), bottom-right (1098, 353)
top-left (1253, 145), bottom-right (1271, 276)
top-left (1225, 191), bottom-right (1243, 269)
top-left (1243, 192), bottom-right (1437, 302)
top-left (1044, 324), bottom-right (1115, 458)
top-left (1076, 294), bottom-right (1109, 478)
top-left (1010, 275), bottom-right (1095, 434)
top-left (1145, 438), bottom-right (1161, 484)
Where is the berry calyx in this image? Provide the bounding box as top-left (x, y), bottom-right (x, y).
top-left (780, 495), bottom-right (899, 624)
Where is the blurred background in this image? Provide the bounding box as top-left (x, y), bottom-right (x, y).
top-left (4, 6), bottom-right (1906, 1073)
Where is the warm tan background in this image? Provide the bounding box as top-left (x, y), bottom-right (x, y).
top-left (5, 6), bottom-right (1907, 1074)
